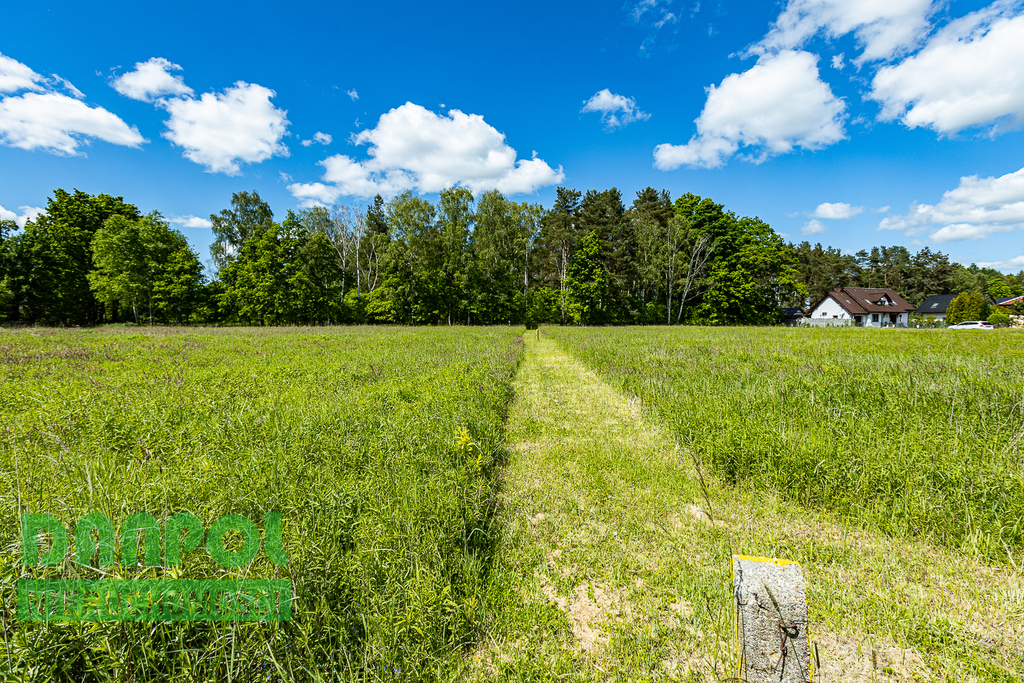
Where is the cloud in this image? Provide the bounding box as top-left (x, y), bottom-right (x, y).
top-left (0, 52), bottom-right (44, 93)
top-left (630, 0), bottom-right (679, 28)
top-left (0, 92), bottom-right (146, 155)
top-left (976, 255), bottom-right (1024, 271)
top-left (109, 58), bottom-right (290, 175)
top-left (831, 53), bottom-right (845, 70)
top-left (582, 89), bottom-right (651, 130)
top-left (112, 57), bottom-right (193, 102)
top-left (802, 218), bottom-right (827, 234)
top-left (347, 89), bottom-right (359, 101)
top-left (168, 214), bottom-right (212, 228)
top-left (288, 102), bottom-right (563, 204)
top-left (813, 201), bottom-right (863, 218)
top-left (52, 75), bottom-right (85, 99)
top-left (0, 204), bottom-right (45, 227)
top-left (630, 0), bottom-right (679, 53)
top-left (301, 131), bottom-right (332, 147)
top-left (870, 5), bottom-right (1024, 135)
top-left (161, 82), bottom-right (290, 175)
top-left (654, 50), bottom-right (845, 169)
top-left (287, 181), bottom-right (346, 207)
top-left (879, 165), bottom-right (1024, 242)
top-left (0, 53), bottom-right (145, 155)
top-left (751, 0), bottom-right (935, 64)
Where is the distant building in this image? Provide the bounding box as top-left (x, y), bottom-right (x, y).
top-left (914, 294), bottom-right (958, 321)
top-left (997, 295), bottom-right (1024, 306)
top-left (781, 307), bottom-right (804, 326)
top-left (804, 287), bottom-right (915, 327)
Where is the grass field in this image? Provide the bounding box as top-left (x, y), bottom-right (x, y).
top-left (2, 325), bottom-right (1023, 681)
top-left (547, 326), bottom-right (1024, 562)
top-left (473, 332), bottom-right (1024, 682)
top-left (1, 326), bottom-right (521, 681)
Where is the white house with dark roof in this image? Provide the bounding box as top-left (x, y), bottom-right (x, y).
top-left (804, 287), bottom-right (915, 327)
top-left (914, 294), bottom-right (958, 321)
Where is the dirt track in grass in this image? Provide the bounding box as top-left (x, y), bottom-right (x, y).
top-left (471, 332), bottom-right (1023, 682)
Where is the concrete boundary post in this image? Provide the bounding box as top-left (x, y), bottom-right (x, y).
top-left (732, 555), bottom-right (811, 682)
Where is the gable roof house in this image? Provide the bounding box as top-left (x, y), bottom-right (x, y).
top-left (804, 287), bottom-right (915, 327)
top-left (914, 294), bottom-right (958, 320)
top-left (781, 307), bottom-right (805, 325)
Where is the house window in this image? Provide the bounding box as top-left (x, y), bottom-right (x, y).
top-left (872, 314), bottom-right (879, 322)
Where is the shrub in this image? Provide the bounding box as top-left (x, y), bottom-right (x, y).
top-left (988, 311), bottom-right (1011, 326)
top-left (946, 291), bottom-right (990, 324)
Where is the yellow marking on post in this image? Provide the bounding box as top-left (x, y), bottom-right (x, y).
top-left (733, 554), bottom-right (801, 568)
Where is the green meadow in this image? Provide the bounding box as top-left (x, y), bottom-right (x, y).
top-left (1, 327), bottom-right (521, 681)
top-left (547, 326), bottom-right (1024, 561)
top-left (2, 325), bottom-right (1023, 681)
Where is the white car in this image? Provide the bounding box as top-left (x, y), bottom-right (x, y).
top-left (947, 320), bottom-right (994, 329)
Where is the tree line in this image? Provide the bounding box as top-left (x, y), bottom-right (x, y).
top-left (789, 242), bottom-right (1024, 310)
top-left (1, 187), bottom-right (1021, 327)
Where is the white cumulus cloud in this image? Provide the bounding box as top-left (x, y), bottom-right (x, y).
top-left (0, 52), bottom-right (44, 93)
top-left (112, 57), bottom-right (193, 102)
top-left (161, 82), bottom-right (290, 175)
top-left (751, 0), bottom-right (935, 64)
top-left (654, 50), bottom-right (845, 170)
top-left (879, 165), bottom-right (1024, 242)
top-left (288, 102), bottom-right (564, 204)
top-left (0, 92), bottom-right (145, 155)
top-left (347, 89), bottom-right (359, 101)
top-left (0, 204), bottom-right (45, 227)
top-left (110, 58), bottom-right (290, 174)
top-left (813, 201), bottom-right (863, 218)
top-left (581, 89), bottom-right (651, 129)
top-left (802, 219), bottom-right (827, 234)
top-left (301, 131), bottom-right (332, 147)
top-left (0, 53), bottom-right (144, 156)
top-left (169, 214), bottom-right (213, 228)
top-left (870, 5), bottom-right (1024, 136)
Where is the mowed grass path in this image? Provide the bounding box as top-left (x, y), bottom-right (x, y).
top-left (475, 333), bottom-right (1024, 682)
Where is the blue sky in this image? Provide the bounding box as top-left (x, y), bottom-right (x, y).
top-left (2, 0), bottom-right (1023, 272)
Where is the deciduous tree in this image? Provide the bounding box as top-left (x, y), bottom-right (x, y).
top-left (90, 212), bottom-right (203, 324)
top-left (209, 190), bottom-right (273, 271)
top-left (13, 189), bottom-right (141, 324)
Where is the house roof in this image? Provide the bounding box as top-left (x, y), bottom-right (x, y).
top-left (810, 287), bottom-right (915, 316)
top-left (997, 295), bottom-right (1023, 305)
top-left (915, 294), bottom-right (957, 314)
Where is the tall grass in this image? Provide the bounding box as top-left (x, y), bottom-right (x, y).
top-left (0, 326), bottom-right (522, 681)
top-left (548, 326), bottom-right (1024, 561)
